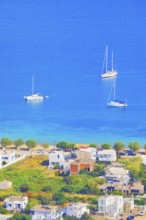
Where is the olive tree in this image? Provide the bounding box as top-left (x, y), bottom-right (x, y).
top-left (1, 138), bottom-right (12, 148)
top-left (25, 139), bottom-right (36, 149)
top-left (89, 144), bottom-right (98, 148)
top-left (128, 142), bottom-right (140, 153)
top-left (144, 144), bottom-right (146, 154)
top-left (56, 141), bottom-right (69, 150)
top-left (13, 139), bottom-right (24, 149)
top-left (41, 142), bottom-right (49, 149)
top-left (101, 143), bottom-right (111, 149)
top-left (113, 141), bottom-right (125, 157)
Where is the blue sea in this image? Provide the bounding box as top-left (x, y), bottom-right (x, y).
top-left (0, 0), bottom-right (146, 146)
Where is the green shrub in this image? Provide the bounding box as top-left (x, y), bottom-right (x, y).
top-left (8, 213), bottom-right (31, 220)
top-left (19, 184), bottom-right (29, 192)
top-left (42, 186), bottom-right (52, 192)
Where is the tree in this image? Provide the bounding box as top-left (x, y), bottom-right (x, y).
top-left (36, 195), bottom-right (51, 205)
top-left (113, 142), bottom-right (125, 156)
top-left (52, 192), bottom-right (67, 205)
top-left (68, 142), bottom-right (76, 150)
top-left (144, 144), bottom-right (146, 154)
top-left (56, 141), bottom-right (69, 150)
top-left (126, 156), bottom-right (142, 181)
top-left (1, 137), bottom-right (12, 147)
top-left (95, 163), bottom-right (106, 176)
top-left (20, 183), bottom-right (29, 192)
top-left (101, 143), bottom-right (111, 149)
top-left (8, 214), bottom-right (31, 220)
top-left (41, 142), bottom-right (49, 149)
top-left (25, 139), bottom-right (36, 149)
top-left (14, 139), bottom-right (24, 149)
top-left (80, 212), bottom-right (93, 220)
top-left (128, 142), bottom-right (140, 153)
top-left (89, 144), bottom-right (97, 148)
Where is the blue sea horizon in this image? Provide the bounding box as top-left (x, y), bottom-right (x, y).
top-left (0, 0), bottom-right (146, 147)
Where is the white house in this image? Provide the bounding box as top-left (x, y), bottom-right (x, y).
top-left (98, 195), bottom-right (123, 218)
top-left (31, 205), bottom-right (63, 220)
top-left (4, 196), bottom-right (28, 211)
top-left (141, 155), bottom-right (146, 166)
top-left (124, 197), bottom-right (134, 212)
top-left (76, 147), bottom-right (96, 160)
top-left (63, 159), bottom-right (75, 172)
top-left (1, 151), bottom-right (15, 164)
top-left (97, 150), bottom-right (117, 162)
top-left (48, 149), bottom-right (65, 168)
top-left (64, 203), bottom-right (89, 218)
top-left (105, 163), bottom-right (130, 185)
top-left (0, 180), bottom-right (12, 190)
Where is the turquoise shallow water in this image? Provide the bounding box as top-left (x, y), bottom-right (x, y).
top-left (0, 0), bottom-right (146, 146)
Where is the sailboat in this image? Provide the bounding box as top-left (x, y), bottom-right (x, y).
top-left (107, 83), bottom-right (128, 107)
top-left (24, 76), bottom-right (44, 101)
top-left (101, 46), bottom-right (118, 78)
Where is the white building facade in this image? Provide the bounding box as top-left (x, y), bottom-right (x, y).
top-left (48, 150), bottom-right (65, 168)
top-left (65, 203), bottom-right (89, 218)
top-left (98, 196), bottom-right (123, 218)
top-left (0, 180), bottom-right (12, 190)
top-left (2, 151), bottom-right (15, 163)
top-left (31, 205), bottom-right (63, 220)
top-left (97, 150), bottom-right (117, 162)
top-left (105, 165), bottom-right (130, 185)
top-left (4, 196), bottom-right (28, 211)
top-left (76, 148), bottom-right (96, 161)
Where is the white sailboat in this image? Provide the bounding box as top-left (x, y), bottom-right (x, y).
top-left (107, 83), bottom-right (127, 107)
top-left (101, 46), bottom-right (118, 78)
top-left (24, 76), bottom-right (44, 101)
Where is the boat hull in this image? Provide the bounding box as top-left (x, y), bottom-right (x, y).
top-left (107, 100), bottom-right (127, 107)
top-left (24, 94), bottom-right (44, 101)
top-left (102, 70), bottom-right (118, 78)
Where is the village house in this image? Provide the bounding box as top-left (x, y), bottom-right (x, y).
top-left (76, 147), bottom-right (96, 160)
top-left (123, 197), bottom-right (134, 214)
top-left (64, 202), bottom-right (89, 218)
top-left (130, 182), bottom-right (144, 195)
top-left (4, 196), bottom-right (28, 212)
top-left (63, 159), bottom-right (75, 173)
top-left (0, 180), bottom-right (12, 190)
top-left (1, 150), bottom-right (15, 164)
top-left (30, 205), bottom-right (63, 220)
top-left (99, 181), bottom-right (144, 196)
top-left (105, 163), bottom-right (130, 185)
top-left (98, 195), bottom-right (123, 218)
top-left (141, 155), bottom-right (146, 166)
top-left (97, 149), bottom-right (117, 162)
top-left (48, 149), bottom-right (65, 168)
top-left (70, 159), bottom-right (95, 175)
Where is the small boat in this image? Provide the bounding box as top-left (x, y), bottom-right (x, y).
top-left (107, 83), bottom-right (127, 107)
top-left (101, 46), bottom-right (118, 78)
top-left (24, 76), bottom-right (44, 101)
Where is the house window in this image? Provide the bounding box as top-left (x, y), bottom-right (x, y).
top-left (18, 204), bottom-right (21, 208)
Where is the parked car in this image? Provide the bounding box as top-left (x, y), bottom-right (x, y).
top-left (37, 150), bottom-right (45, 154)
top-left (126, 215), bottom-right (134, 220)
top-left (139, 211), bottom-right (145, 216)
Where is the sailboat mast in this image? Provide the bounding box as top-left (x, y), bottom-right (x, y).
top-left (32, 76), bottom-right (34, 94)
top-left (113, 83), bottom-right (116, 100)
top-left (111, 51), bottom-right (113, 71)
top-left (106, 45), bottom-right (108, 72)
